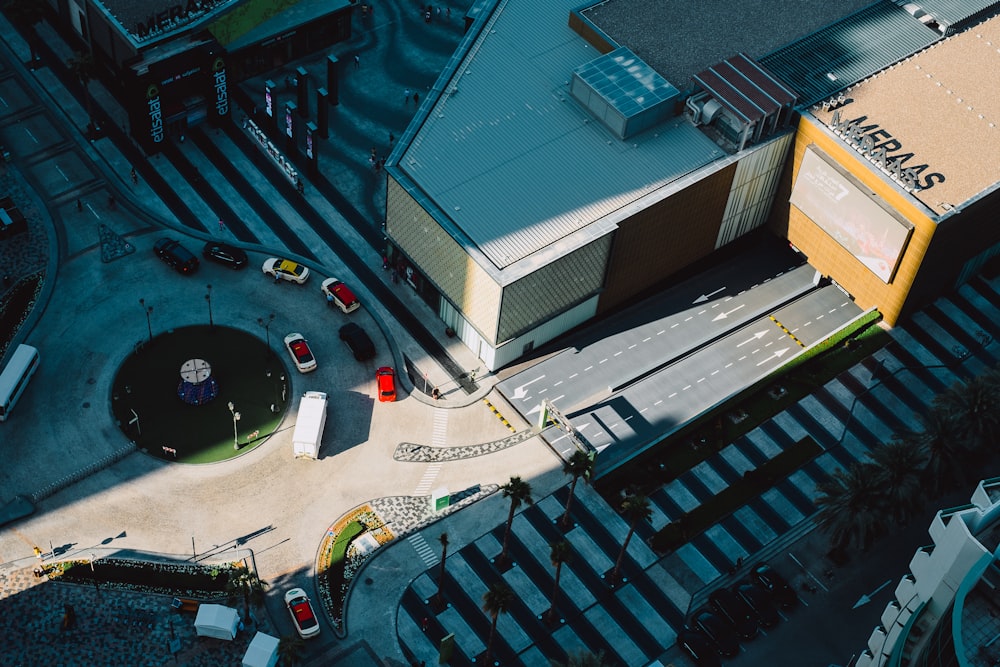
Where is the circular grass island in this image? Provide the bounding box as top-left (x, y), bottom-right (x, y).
top-left (111, 325), bottom-right (290, 463)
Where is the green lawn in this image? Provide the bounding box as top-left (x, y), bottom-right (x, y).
top-left (111, 325), bottom-right (290, 463)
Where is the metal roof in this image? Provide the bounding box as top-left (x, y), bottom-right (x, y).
top-left (760, 2), bottom-right (941, 106)
top-left (395, 0), bottom-right (723, 281)
top-left (901, 0), bottom-right (1000, 32)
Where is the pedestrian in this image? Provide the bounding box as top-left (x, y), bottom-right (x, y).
top-left (413, 91), bottom-right (419, 105)
top-left (107, 194), bottom-right (115, 209)
top-left (218, 218), bottom-right (225, 232)
top-left (326, 292), bottom-right (334, 307)
top-left (404, 88), bottom-right (411, 105)
top-left (382, 255), bottom-right (390, 270)
top-left (241, 114), bottom-right (248, 129)
top-left (447, 7), bottom-right (451, 18)
top-left (354, 54), bottom-right (360, 69)
top-left (76, 198), bottom-right (82, 212)
top-left (130, 167), bottom-right (137, 185)
top-left (432, 388), bottom-right (440, 400)
top-left (421, 616), bottom-right (429, 632)
top-left (34, 546), bottom-right (42, 560)
top-left (389, 131), bottom-right (395, 145)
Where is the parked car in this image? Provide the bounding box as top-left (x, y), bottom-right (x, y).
top-left (692, 609), bottom-right (740, 657)
top-left (709, 586), bottom-right (758, 640)
top-left (153, 238), bottom-right (199, 274)
top-left (284, 333), bottom-right (317, 373)
top-left (202, 241), bottom-right (248, 269)
top-left (339, 323), bottom-right (375, 361)
top-left (677, 629), bottom-right (722, 666)
top-left (735, 580), bottom-right (780, 629)
top-left (321, 277), bottom-right (360, 313)
top-left (283, 588), bottom-right (320, 639)
top-left (752, 562), bottom-right (798, 609)
top-left (263, 257), bottom-right (310, 284)
top-left (376, 366), bottom-right (396, 402)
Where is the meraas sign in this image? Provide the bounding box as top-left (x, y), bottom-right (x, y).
top-left (829, 111), bottom-right (945, 191)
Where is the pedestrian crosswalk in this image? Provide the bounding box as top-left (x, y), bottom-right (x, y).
top-left (400, 274), bottom-right (1000, 666)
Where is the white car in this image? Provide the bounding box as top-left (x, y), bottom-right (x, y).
top-left (284, 588), bottom-right (321, 639)
top-left (321, 277), bottom-right (361, 313)
top-left (263, 258), bottom-right (310, 284)
top-left (283, 333), bottom-right (317, 373)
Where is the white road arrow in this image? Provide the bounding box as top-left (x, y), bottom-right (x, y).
top-left (755, 347), bottom-right (791, 366)
top-left (853, 579), bottom-right (893, 609)
top-left (510, 375), bottom-right (546, 400)
top-left (737, 331), bottom-right (768, 347)
top-left (712, 304), bottom-right (745, 321)
top-left (692, 287), bottom-right (726, 304)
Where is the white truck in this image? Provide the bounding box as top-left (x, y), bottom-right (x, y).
top-left (292, 391), bottom-right (327, 459)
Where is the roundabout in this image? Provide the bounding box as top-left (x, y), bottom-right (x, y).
top-left (110, 325), bottom-right (290, 463)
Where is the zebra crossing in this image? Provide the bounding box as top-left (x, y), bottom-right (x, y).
top-left (399, 274), bottom-right (1000, 666)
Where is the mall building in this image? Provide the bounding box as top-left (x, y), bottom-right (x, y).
top-left (385, 0), bottom-right (1000, 371)
top-left (853, 477), bottom-right (1000, 667)
top-left (40, 0), bottom-right (352, 152)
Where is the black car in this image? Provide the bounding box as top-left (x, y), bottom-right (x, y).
top-left (693, 609), bottom-right (740, 657)
top-left (338, 323), bottom-right (375, 361)
top-left (709, 586), bottom-right (758, 640)
top-left (153, 238), bottom-right (199, 274)
top-left (677, 629), bottom-right (722, 666)
top-left (752, 562), bottom-right (798, 610)
top-left (735, 580), bottom-right (780, 629)
top-left (202, 241), bottom-right (248, 269)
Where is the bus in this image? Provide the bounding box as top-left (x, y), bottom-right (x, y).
top-left (0, 344), bottom-right (39, 422)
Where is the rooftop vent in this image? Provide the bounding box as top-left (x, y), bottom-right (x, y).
top-left (570, 47), bottom-right (679, 140)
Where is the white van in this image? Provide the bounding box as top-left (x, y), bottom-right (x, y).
top-left (0, 344), bottom-right (39, 421)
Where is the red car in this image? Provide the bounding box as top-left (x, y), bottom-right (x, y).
top-left (376, 366), bottom-right (396, 402)
top-left (284, 588), bottom-right (320, 638)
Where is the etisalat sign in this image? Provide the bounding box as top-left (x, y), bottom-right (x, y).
top-left (828, 111), bottom-right (945, 192)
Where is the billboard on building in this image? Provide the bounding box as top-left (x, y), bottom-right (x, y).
top-left (790, 146), bottom-right (912, 283)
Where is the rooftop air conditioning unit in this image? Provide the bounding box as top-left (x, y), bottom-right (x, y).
top-left (700, 99), bottom-right (723, 125)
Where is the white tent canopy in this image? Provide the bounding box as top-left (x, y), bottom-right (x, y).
top-left (194, 604), bottom-right (240, 640)
top-left (243, 632), bottom-right (280, 667)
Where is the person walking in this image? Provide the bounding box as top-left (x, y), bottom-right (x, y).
top-left (404, 88), bottom-right (411, 105)
top-left (354, 54), bottom-right (360, 69)
top-left (218, 218), bottom-right (225, 233)
top-left (413, 91), bottom-right (420, 105)
top-left (130, 167), bottom-right (138, 185)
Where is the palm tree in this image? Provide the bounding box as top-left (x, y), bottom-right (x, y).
top-left (560, 450), bottom-right (594, 528)
top-left (934, 375), bottom-right (1000, 454)
top-left (277, 634), bottom-right (306, 666)
top-left (549, 649), bottom-right (612, 667)
top-left (815, 461), bottom-right (887, 551)
top-left (907, 405), bottom-right (968, 494)
top-left (868, 438), bottom-right (926, 524)
top-left (547, 540), bottom-right (571, 623)
top-left (611, 494), bottom-right (651, 584)
top-left (435, 532), bottom-right (449, 607)
top-left (225, 567), bottom-right (268, 622)
top-left (499, 476), bottom-right (533, 565)
top-left (482, 581), bottom-right (514, 665)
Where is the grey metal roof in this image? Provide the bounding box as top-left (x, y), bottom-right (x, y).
top-left (396, 0), bottom-right (723, 280)
top-left (902, 0), bottom-right (1000, 32)
top-left (760, 2), bottom-right (941, 106)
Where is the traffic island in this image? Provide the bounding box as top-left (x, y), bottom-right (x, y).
top-left (110, 325), bottom-right (289, 463)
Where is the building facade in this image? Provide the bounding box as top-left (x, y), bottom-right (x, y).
top-left (854, 478), bottom-right (1000, 667)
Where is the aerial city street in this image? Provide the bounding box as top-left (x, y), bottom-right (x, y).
top-left (1, 0), bottom-right (999, 666)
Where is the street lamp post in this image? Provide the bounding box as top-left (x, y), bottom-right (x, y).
top-left (205, 284), bottom-right (213, 328)
top-left (257, 313), bottom-right (275, 353)
top-left (228, 401), bottom-right (241, 450)
top-left (138, 298), bottom-right (153, 343)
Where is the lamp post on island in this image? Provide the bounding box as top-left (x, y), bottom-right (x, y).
top-left (138, 298), bottom-right (153, 343)
top-left (257, 313), bottom-right (275, 353)
top-left (205, 284), bottom-right (213, 328)
top-left (228, 401), bottom-right (241, 450)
